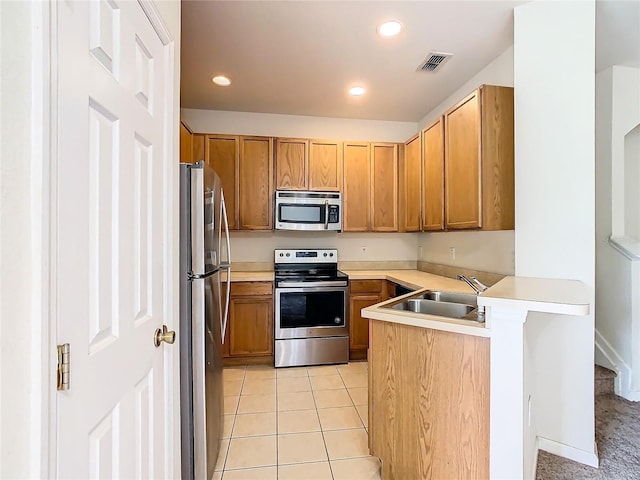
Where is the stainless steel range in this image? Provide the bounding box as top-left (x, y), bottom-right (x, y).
top-left (274, 248), bottom-right (349, 368)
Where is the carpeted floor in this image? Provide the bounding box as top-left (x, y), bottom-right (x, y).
top-left (536, 392), bottom-right (640, 479)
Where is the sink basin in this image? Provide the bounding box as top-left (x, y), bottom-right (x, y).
top-left (419, 290), bottom-right (478, 307)
top-left (389, 299), bottom-right (475, 317)
top-left (382, 290), bottom-right (483, 322)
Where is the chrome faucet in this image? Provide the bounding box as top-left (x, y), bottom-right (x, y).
top-left (456, 274), bottom-right (489, 294)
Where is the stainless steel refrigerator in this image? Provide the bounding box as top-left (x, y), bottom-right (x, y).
top-left (179, 161), bottom-right (231, 480)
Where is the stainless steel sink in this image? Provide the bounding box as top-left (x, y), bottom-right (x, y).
top-left (382, 290), bottom-right (484, 322)
top-left (419, 290), bottom-right (478, 307)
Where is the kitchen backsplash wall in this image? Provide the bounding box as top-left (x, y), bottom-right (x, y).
top-left (418, 230), bottom-right (515, 275)
top-left (230, 231), bottom-right (419, 263)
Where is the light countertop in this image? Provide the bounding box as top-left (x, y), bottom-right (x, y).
top-left (223, 268), bottom-right (590, 336)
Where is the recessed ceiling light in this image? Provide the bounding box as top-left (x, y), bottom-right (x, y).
top-left (377, 20), bottom-right (402, 38)
top-left (349, 86), bottom-right (365, 96)
top-left (212, 75), bottom-right (231, 86)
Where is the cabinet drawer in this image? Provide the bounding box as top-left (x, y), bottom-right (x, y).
top-left (230, 281), bottom-right (273, 297)
top-left (350, 280), bottom-right (383, 294)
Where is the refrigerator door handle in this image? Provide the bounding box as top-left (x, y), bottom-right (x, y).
top-left (220, 190), bottom-right (232, 266)
top-left (219, 190), bottom-right (232, 343)
top-left (220, 264), bottom-right (231, 344)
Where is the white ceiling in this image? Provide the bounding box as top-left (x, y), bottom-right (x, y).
top-left (180, 0), bottom-right (640, 123)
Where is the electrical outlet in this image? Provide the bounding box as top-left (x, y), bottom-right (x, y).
top-left (361, 246), bottom-right (367, 256)
top-left (449, 247), bottom-right (456, 260)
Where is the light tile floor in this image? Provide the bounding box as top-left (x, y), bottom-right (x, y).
top-left (215, 361), bottom-right (381, 480)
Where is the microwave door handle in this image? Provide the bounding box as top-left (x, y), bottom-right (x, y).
top-left (324, 200), bottom-right (329, 230)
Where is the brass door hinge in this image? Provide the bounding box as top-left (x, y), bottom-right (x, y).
top-left (57, 343), bottom-right (70, 391)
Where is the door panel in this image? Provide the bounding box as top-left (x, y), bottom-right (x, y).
top-left (343, 142), bottom-right (371, 232)
top-left (445, 91), bottom-right (482, 229)
top-left (422, 118), bottom-right (445, 231)
top-left (56, 1), bottom-right (173, 477)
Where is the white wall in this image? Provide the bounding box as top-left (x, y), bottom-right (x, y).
top-left (231, 231), bottom-right (418, 263)
top-left (181, 108), bottom-right (417, 143)
top-left (1, 2), bottom-right (48, 476)
top-left (514, 0), bottom-right (596, 462)
top-left (595, 66), bottom-right (640, 400)
top-left (417, 46), bottom-right (515, 275)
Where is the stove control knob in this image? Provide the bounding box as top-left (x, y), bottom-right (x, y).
top-left (279, 253), bottom-right (284, 257)
top-left (329, 253), bottom-right (334, 257)
top-left (323, 253), bottom-right (328, 257)
top-left (286, 253), bottom-right (290, 257)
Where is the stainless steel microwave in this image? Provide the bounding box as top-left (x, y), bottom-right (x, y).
top-left (275, 190), bottom-right (342, 231)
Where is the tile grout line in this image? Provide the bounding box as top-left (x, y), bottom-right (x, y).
top-left (309, 367), bottom-right (336, 480)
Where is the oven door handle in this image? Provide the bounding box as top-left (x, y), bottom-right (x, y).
top-left (277, 281), bottom-right (348, 288)
top-left (324, 200), bottom-right (329, 230)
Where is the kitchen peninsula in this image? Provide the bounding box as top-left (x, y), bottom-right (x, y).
top-left (361, 274), bottom-right (591, 480)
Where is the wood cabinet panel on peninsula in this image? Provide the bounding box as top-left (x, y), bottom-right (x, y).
top-left (223, 281), bottom-right (274, 363)
top-left (444, 85), bottom-right (514, 230)
top-left (369, 320), bottom-right (490, 479)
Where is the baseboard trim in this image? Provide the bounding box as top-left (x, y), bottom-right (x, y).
top-left (537, 437), bottom-right (599, 468)
top-left (528, 438), bottom-right (540, 480)
top-left (594, 329), bottom-right (640, 401)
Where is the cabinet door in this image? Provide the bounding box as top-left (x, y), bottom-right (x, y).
top-left (350, 293), bottom-right (382, 352)
top-left (309, 140), bottom-right (342, 191)
top-left (275, 138), bottom-right (308, 190)
top-left (239, 136), bottom-right (273, 230)
top-left (444, 91), bottom-right (481, 229)
top-left (205, 135), bottom-right (239, 229)
top-left (192, 134), bottom-right (205, 163)
top-left (402, 135), bottom-right (422, 232)
top-left (229, 297), bottom-right (274, 357)
top-left (422, 118), bottom-right (445, 231)
top-left (180, 121), bottom-right (193, 163)
top-left (371, 143), bottom-right (398, 232)
top-left (343, 142), bottom-right (371, 232)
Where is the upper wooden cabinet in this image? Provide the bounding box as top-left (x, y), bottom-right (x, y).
top-left (343, 142), bottom-right (399, 232)
top-left (205, 134), bottom-right (274, 231)
top-left (309, 140), bottom-right (342, 191)
top-left (205, 135), bottom-right (239, 230)
top-left (422, 118), bottom-right (445, 231)
top-left (400, 134), bottom-right (421, 232)
top-left (180, 121), bottom-right (192, 163)
top-left (371, 143), bottom-right (398, 232)
top-left (239, 137), bottom-right (274, 230)
top-left (275, 138), bottom-right (307, 189)
top-left (343, 142), bottom-right (371, 232)
top-left (275, 138), bottom-right (343, 191)
top-left (179, 121), bottom-right (205, 164)
top-left (444, 85), bottom-right (514, 230)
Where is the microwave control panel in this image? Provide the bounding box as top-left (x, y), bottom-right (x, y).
top-left (328, 205), bottom-right (339, 223)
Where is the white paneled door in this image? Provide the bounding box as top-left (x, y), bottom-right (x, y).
top-left (56, 0), bottom-right (176, 478)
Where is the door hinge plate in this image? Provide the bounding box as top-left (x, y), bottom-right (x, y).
top-left (57, 343), bottom-right (70, 391)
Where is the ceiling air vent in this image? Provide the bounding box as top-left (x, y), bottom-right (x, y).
top-left (417, 52), bottom-right (453, 73)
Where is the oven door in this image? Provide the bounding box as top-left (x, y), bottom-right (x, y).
top-left (275, 286), bottom-right (349, 339)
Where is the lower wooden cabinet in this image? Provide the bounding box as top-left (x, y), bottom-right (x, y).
top-left (369, 320), bottom-right (490, 480)
top-left (349, 280), bottom-right (389, 360)
top-left (223, 281), bottom-right (273, 364)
